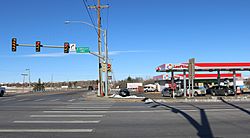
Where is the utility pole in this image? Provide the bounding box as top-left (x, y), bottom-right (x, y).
top-left (88, 0), bottom-right (109, 97)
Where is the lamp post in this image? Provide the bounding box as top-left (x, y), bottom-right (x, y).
top-left (25, 69), bottom-right (31, 89)
top-left (65, 20), bottom-right (109, 97)
top-left (21, 73), bottom-right (28, 93)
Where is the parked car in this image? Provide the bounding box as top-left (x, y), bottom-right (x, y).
top-left (0, 87), bottom-right (6, 97)
top-left (208, 86), bottom-right (235, 96)
top-left (192, 86), bottom-right (206, 96)
top-left (119, 88), bottom-right (130, 97)
top-left (181, 86), bottom-right (206, 96)
top-left (161, 87), bottom-right (183, 97)
top-left (144, 86), bottom-right (157, 92)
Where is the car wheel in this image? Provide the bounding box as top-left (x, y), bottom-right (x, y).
top-left (0, 91), bottom-right (4, 97)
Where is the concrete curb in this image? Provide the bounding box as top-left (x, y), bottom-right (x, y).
top-left (85, 91), bottom-right (250, 103)
top-left (147, 96), bottom-right (250, 103)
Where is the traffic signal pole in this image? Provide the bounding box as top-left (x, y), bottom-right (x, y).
top-left (104, 30), bottom-right (109, 97)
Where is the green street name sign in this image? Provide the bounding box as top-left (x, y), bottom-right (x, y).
top-left (76, 47), bottom-right (90, 53)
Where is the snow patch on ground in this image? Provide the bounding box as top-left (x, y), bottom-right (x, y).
top-left (109, 94), bottom-right (145, 99)
top-left (144, 98), bottom-right (154, 103)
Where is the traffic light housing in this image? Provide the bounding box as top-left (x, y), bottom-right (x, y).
top-left (64, 42), bottom-right (69, 53)
top-left (12, 38), bottom-right (17, 52)
top-left (36, 41), bottom-right (41, 52)
top-left (107, 63), bottom-right (112, 72)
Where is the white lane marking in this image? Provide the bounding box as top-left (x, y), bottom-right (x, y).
top-left (0, 129), bottom-right (93, 133)
top-left (43, 108), bottom-right (250, 113)
top-left (64, 107), bottom-right (111, 109)
top-left (34, 99), bottom-right (44, 102)
top-left (1, 98), bottom-right (16, 102)
top-left (68, 99), bottom-right (76, 102)
top-left (70, 103), bottom-right (113, 105)
top-left (17, 99), bottom-right (29, 102)
top-left (50, 99), bottom-right (59, 102)
top-left (13, 121), bottom-right (100, 124)
top-left (51, 108), bottom-right (109, 111)
top-left (30, 115), bottom-right (104, 118)
top-left (43, 110), bottom-right (162, 113)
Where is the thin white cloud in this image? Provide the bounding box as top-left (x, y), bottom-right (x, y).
top-left (22, 52), bottom-right (89, 57)
top-left (108, 50), bottom-right (154, 55)
top-left (24, 53), bottom-right (69, 57)
top-left (19, 50), bottom-right (158, 58)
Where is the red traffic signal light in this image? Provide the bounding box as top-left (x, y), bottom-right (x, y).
top-left (36, 41), bottom-right (41, 52)
top-left (64, 42), bottom-right (69, 53)
top-left (12, 38), bottom-right (17, 52)
top-left (107, 63), bottom-right (112, 72)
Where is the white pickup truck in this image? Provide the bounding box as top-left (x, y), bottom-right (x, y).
top-left (0, 87), bottom-right (6, 97)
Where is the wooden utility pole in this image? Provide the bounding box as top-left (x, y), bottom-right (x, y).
top-left (88, 0), bottom-right (109, 96)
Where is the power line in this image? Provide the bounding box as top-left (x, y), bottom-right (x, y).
top-left (82, 0), bottom-right (98, 35)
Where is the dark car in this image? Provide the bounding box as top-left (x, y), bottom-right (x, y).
top-left (161, 87), bottom-right (183, 97)
top-left (119, 88), bottom-right (130, 97)
top-left (208, 86), bottom-right (235, 96)
top-left (0, 87), bottom-right (5, 97)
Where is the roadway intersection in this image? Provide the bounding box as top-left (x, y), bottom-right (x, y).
top-left (0, 91), bottom-right (249, 138)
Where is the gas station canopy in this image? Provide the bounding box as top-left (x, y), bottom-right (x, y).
top-left (156, 62), bottom-right (250, 72)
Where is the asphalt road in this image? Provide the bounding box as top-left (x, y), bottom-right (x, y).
top-left (0, 91), bottom-right (249, 138)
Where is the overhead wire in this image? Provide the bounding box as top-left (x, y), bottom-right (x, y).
top-left (82, 0), bottom-right (98, 35)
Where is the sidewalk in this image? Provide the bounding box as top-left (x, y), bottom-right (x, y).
top-left (86, 90), bottom-right (250, 103)
top-left (139, 91), bottom-right (250, 102)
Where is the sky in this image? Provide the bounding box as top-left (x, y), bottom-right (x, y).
top-left (1, 0), bottom-right (250, 83)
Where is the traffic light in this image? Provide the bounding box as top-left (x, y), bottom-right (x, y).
top-left (64, 42), bottom-right (69, 53)
top-left (36, 41), bottom-right (41, 52)
top-left (12, 38), bottom-right (17, 52)
top-left (107, 63), bottom-right (112, 72)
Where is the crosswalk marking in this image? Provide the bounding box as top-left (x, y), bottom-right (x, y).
top-left (68, 99), bottom-right (76, 102)
top-left (64, 106), bottom-right (111, 109)
top-left (43, 110), bottom-right (162, 113)
top-left (50, 99), bottom-right (59, 102)
top-left (0, 129), bottom-right (93, 133)
top-left (70, 103), bottom-right (113, 105)
top-left (34, 98), bottom-right (44, 102)
top-left (51, 108), bottom-right (109, 111)
top-left (30, 115), bottom-right (104, 118)
top-left (17, 98), bottom-right (29, 102)
top-left (43, 108), bottom-right (249, 113)
top-left (1, 98), bottom-right (16, 102)
top-left (13, 121), bottom-right (100, 124)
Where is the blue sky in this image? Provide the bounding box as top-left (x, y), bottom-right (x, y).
top-left (1, 0), bottom-right (250, 83)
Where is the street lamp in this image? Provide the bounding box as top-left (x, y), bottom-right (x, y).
top-left (65, 20), bottom-right (109, 97)
top-left (21, 73), bottom-right (28, 92)
top-left (25, 69), bottom-right (31, 89)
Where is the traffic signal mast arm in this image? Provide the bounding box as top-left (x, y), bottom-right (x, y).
top-left (17, 44), bottom-right (64, 48)
top-left (89, 51), bottom-right (105, 60)
top-left (12, 38), bottom-right (68, 53)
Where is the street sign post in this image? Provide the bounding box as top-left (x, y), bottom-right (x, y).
top-left (76, 47), bottom-right (90, 53)
top-left (70, 44), bottom-right (76, 52)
